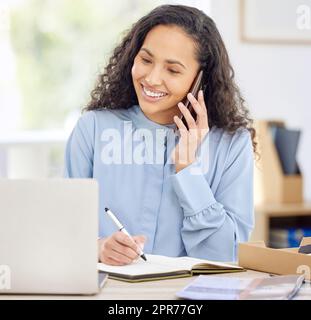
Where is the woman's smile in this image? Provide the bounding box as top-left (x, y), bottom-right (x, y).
top-left (140, 83), bottom-right (168, 103)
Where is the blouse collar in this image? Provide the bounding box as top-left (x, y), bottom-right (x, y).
top-left (130, 105), bottom-right (177, 132)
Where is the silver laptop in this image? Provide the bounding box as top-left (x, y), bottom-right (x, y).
top-left (0, 179), bottom-right (101, 295)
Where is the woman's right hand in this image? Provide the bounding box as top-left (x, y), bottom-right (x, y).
top-left (98, 231), bottom-right (146, 265)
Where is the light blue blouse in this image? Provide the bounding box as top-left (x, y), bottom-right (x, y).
top-left (64, 104), bottom-right (254, 262)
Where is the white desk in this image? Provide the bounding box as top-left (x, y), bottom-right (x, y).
top-left (1, 269), bottom-right (311, 300)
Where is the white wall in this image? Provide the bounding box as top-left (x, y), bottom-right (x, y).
top-left (210, 0), bottom-right (311, 201)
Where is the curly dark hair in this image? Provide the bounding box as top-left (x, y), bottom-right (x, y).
top-left (85, 4), bottom-right (256, 152)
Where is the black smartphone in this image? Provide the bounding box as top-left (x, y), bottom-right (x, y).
top-left (179, 70), bottom-right (203, 129)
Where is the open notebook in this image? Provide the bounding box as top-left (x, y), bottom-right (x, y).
top-left (97, 254), bottom-right (245, 282)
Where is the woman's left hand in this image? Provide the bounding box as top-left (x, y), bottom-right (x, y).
top-left (172, 90), bottom-right (209, 173)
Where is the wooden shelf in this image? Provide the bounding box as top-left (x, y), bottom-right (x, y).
top-left (251, 203), bottom-right (311, 244)
top-left (256, 203), bottom-right (311, 217)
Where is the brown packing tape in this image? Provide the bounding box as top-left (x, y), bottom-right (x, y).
top-left (279, 248), bottom-right (299, 253)
top-left (246, 241), bottom-right (266, 247)
top-left (238, 242), bottom-right (311, 280)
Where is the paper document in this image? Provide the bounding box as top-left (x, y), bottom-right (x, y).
top-left (176, 274), bottom-right (305, 300)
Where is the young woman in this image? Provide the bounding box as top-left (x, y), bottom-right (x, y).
top-left (64, 5), bottom-right (256, 265)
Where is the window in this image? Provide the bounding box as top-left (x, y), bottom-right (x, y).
top-left (1, 0), bottom-right (183, 131)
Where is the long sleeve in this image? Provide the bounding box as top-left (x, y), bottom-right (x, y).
top-left (64, 111), bottom-right (95, 178)
top-left (170, 130), bottom-right (254, 262)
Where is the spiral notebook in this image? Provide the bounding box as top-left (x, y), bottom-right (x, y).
top-left (97, 254), bottom-right (245, 282)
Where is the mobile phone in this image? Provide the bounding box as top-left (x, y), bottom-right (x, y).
top-left (179, 70), bottom-right (203, 129)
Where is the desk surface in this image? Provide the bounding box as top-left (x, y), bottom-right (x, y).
top-left (1, 269), bottom-right (311, 300)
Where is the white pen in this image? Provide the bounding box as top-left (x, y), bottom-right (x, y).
top-left (105, 207), bottom-right (147, 261)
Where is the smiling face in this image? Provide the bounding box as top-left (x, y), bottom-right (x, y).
top-left (131, 24), bottom-right (200, 125)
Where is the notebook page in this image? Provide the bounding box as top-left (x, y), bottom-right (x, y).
top-left (145, 255), bottom-right (239, 271)
top-left (178, 256), bottom-right (242, 270)
top-left (97, 254), bottom-right (194, 276)
top-left (97, 254), bottom-right (241, 276)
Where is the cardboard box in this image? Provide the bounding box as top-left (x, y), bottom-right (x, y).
top-left (238, 237), bottom-right (311, 280)
top-left (254, 120), bottom-right (303, 205)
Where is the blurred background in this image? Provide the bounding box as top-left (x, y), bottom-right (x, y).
top-left (0, 0), bottom-right (311, 247)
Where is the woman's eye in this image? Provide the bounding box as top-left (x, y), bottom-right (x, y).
top-left (140, 57), bottom-right (179, 74)
top-left (141, 57), bottom-right (151, 64)
top-left (168, 69), bottom-right (180, 74)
